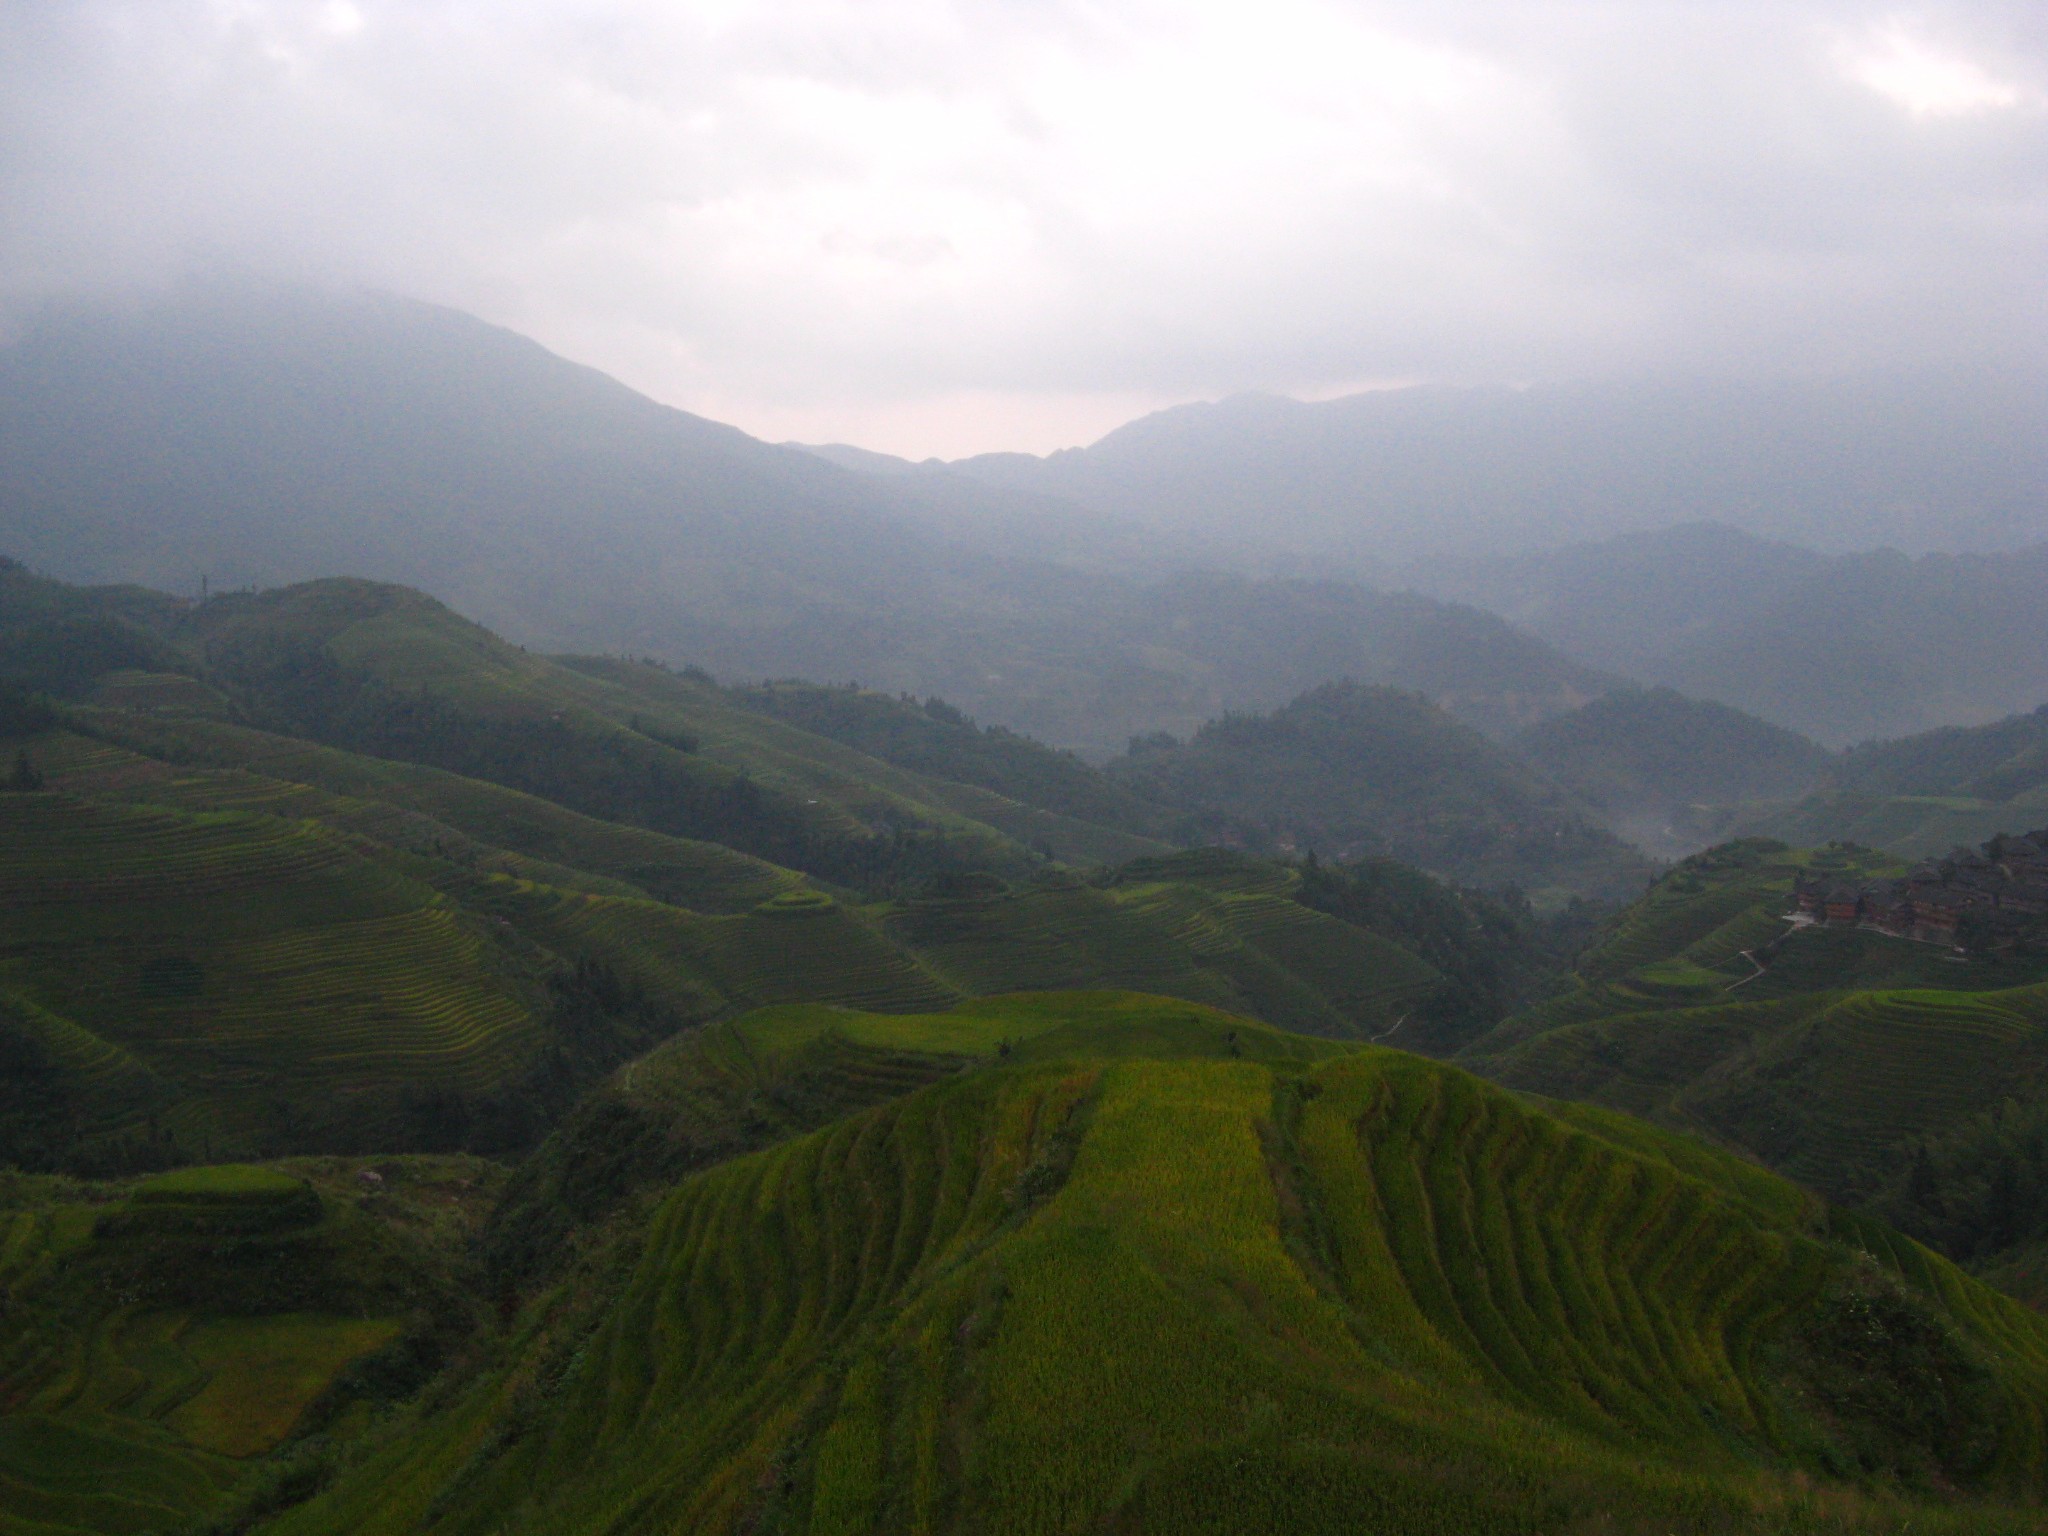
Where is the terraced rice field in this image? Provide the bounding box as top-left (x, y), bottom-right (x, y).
top-left (270, 1012), bottom-right (2048, 1536)
top-left (1749, 984), bottom-right (2048, 1192)
top-left (1484, 996), bottom-right (1834, 1119)
top-left (509, 883), bottom-right (962, 1017)
top-left (0, 796), bottom-right (367, 919)
top-left (75, 710), bottom-right (802, 913)
top-left (695, 901), bottom-right (963, 1013)
top-left (0, 795), bottom-right (547, 1156)
top-left (0, 1166), bottom-right (435, 1536)
top-left (1582, 868), bottom-right (1796, 983)
top-left (888, 882), bottom-right (1231, 1002)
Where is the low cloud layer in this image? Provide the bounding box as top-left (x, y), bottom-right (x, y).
top-left (4, 1), bottom-right (2045, 454)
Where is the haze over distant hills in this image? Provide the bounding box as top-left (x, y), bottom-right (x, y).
top-left (899, 374), bottom-right (2048, 565)
top-left (12, 281), bottom-right (2048, 767)
top-left (0, 282), bottom-right (1613, 758)
top-left (811, 389), bottom-right (2048, 748)
top-left (1410, 525), bottom-right (2048, 746)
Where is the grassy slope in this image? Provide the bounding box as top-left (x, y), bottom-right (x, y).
top-left (0, 1156), bottom-right (502, 1536)
top-left (0, 718), bottom-right (1451, 1172)
top-left (267, 998), bottom-right (2048, 1535)
top-left (1741, 706), bottom-right (2048, 860)
top-left (1487, 983), bottom-right (2048, 1205)
top-left (572, 661), bottom-right (1171, 867)
top-left (1470, 838), bottom-right (2048, 1295)
top-left (725, 678), bottom-right (1181, 834)
top-left (40, 720), bottom-right (797, 913)
top-left (0, 791), bottom-right (552, 1163)
top-left (190, 580), bottom-right (1152, 879)
top-left (1466, 838), bottom-right (1904, 1056)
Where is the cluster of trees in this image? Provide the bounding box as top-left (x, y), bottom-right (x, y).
top-left (1874, 1097), bottom-right (2048, 1266)
top-left (1108, 681), bottom-right (1649, 897)
top-left (732, 680), bottom-right (1172, 838)
top-left (1293, 853), bottom-right (1594, 1053)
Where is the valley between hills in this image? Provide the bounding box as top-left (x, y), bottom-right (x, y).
top-left (10, 290), bottom-right (2048, 1535)
top-left (7, 555), bottom-right (2048, 1534)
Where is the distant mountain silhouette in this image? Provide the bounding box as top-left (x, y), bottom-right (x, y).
top-left (0, 281), bottom-right (1612, 755)
top-left (922, 372), bottom-right (2048, 564)
top-left (1411, 524), bottom-right (2048, 745)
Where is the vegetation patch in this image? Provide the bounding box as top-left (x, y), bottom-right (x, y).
top-left (1776, 1263), bottom-right (1997, 1486)
top-left (257, 1011), bottom-right (2048, 1535)
top-left (169, 1314), bottom-right (405, 1458)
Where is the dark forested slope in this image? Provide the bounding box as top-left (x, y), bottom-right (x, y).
top-left (1108, 680), bottom-right (1653, 899)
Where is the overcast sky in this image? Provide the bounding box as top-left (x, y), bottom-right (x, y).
top-left (3, 1), bottom-right (2044, 456)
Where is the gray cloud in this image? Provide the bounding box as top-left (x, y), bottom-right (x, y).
top-left (3, 0), bottom-right (2045, 453)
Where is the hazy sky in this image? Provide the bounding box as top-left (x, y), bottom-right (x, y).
top-left (3, 1), bottom-right (2045, 456)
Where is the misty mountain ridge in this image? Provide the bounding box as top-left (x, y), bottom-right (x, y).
top-left (13, 280), bottom-right (2048, 769)
top-left (0, 280), bottom-right (1616, 759)
top-left (1410, 524), bottom-right (2048, 746)
top-left (902, 371), bottom-right (2048, 564)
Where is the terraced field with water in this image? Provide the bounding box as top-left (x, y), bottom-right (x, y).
top-left (268, 1005), bottom-right (2048, 1536)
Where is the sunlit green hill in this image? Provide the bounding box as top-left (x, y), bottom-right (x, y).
top-left (261, 998), bottom-right (2048, 1535)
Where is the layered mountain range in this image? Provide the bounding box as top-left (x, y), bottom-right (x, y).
top-left (8, 281), bottom-right (2048, 1535)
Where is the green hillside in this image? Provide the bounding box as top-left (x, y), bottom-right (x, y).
top-left (0, 1155), bottom-right (501, 1535)
top-left (1468, 837), bottom-right (2048, 1298)
top-left (1107, 680), bottom-right (1653, 901)
top-left (1743, 705), bottom-right (2048, 860)
top-left (0, 766), bottom-right (1455, 1173)
top-left (1, 563), bottom-right (1163, 889)
top-left (258, 999), bottom-right (2048, 1535)
top-left (0, 787), bottom-right (690, 1170)
top-left (727, 678), bottom-right (1183, 841)
top-left (2, 677), bottom-right (1502, 1176)
top-left (14, 550), bottom-right (2048, 1531)
top-left (182, 579), bottom-right (1076, 888)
